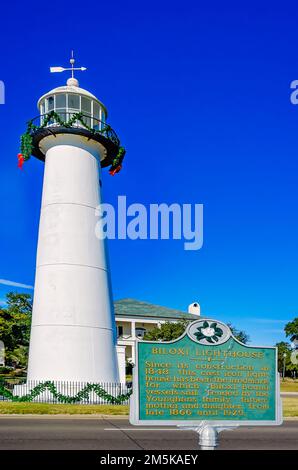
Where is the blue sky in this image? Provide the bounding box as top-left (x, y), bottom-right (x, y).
top-left (0, 0), bottom-right (297, 346)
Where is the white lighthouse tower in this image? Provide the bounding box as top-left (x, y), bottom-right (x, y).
top-left (24, 55), bottom-right (124, 384)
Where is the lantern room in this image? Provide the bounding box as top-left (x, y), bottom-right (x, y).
top-left (27, 75), bottom-right (122, 169)
top-left (37, 77), bottom-right (107, 130)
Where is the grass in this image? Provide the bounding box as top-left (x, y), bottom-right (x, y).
top-left (0, 378), bottom-right (297, 416)
top-left (282, 397), bottom-right (298, 417)
top-left (0, 398), bottom-right (297, 417)
top-left (280, 378), bottom-right (298, 392)
top-left (0, 402), bottom-right (129, 415)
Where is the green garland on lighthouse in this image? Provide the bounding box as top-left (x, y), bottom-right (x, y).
top-left (18, 111), bottom-right (126, 175)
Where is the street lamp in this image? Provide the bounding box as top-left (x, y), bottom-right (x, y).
top-left (283, 352), bottom-right (287, 382)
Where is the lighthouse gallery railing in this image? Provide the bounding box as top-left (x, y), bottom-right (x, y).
top-left (29, 111), bottom-right (120, 147)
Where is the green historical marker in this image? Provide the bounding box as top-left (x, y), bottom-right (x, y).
top-left (130, 319), bottom-right (282, 428)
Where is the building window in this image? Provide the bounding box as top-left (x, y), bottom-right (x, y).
top-left (135, 327), bottom-right (146, 339)
top-left (117, 326), bottom-right (123, 338)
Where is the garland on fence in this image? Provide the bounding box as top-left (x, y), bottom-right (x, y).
top-left (18, 111), bottom-right (125, 175)
top-left (0, 381), bottom-right (132, 404)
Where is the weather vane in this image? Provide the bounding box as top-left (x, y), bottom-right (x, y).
top-left (50, 51), bottom-right (87, 78)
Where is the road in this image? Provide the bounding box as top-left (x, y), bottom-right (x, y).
top-left (0, 416), bottom-right (297, 450)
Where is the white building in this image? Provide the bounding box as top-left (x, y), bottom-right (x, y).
top-left (114, 298), bottom-right (201, 381)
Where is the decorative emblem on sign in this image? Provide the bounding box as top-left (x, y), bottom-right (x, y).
top-left (187, 319), bottom-right (231, 345)
top-left (194, 321), bottom-right (223, 343)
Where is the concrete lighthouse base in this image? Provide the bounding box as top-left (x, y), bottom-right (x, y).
top-left (25, 133), bottom-right (119, 385)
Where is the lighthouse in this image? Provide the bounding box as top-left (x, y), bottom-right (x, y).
top-left (22, 55), bottom-right (125, 384)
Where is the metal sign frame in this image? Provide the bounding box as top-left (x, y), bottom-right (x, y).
top-left (130, 318), bottom-right (283, 427)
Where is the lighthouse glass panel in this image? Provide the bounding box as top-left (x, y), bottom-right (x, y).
top-left (67, 94), bottom-right (81, 127)
top-left (40, 93), bottom-right (105, 131)
top-left (42, 96), bottom-right (55, 126)
top-left (81, 97), bottom-right (91, 128)
top-left (68, 94), bottom-right (80, 111)
top-left (56, 94), bottom-right (66, 109)
top-left (47, 96), bottom-right (54, 111)
top-left (100, 108), bottom-right (106, 130)
top-left (93, 102), bottom-right (100, 130)
top-left (55, 94), bottom-right (66, 120)
top-left (81, 97), bottom-right (91, 113)
top-left (40, 101), bottom-right (45, 125)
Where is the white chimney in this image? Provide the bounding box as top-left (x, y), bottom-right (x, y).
top-left (188, 302), bottom-right (201, 316)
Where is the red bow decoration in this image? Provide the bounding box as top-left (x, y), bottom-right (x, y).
top-left (17, 153), bottom-right (24, 170)
top-left (109, 164), bottom-right (122, 176)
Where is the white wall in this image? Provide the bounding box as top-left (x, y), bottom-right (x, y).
top-left (116, 345), bottom-right (126, 384)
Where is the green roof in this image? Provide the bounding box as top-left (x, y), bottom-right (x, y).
top-left (114, 298), bottom-right (201, 321)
